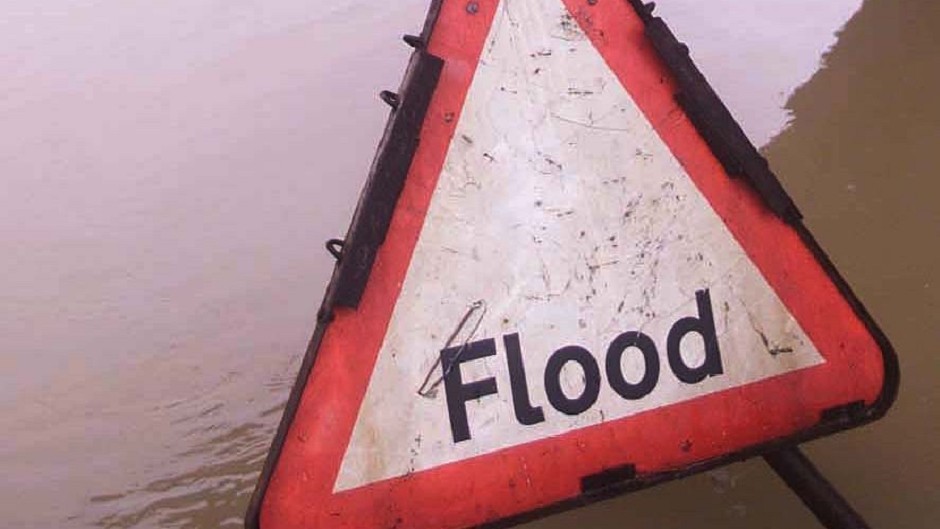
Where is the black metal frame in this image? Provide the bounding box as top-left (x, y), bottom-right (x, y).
top-left (244, 3), bottom-right (446, 526)
top-left (245, 1), bottom-right (899, 528)
top-left (765, 447), bottom-right (872, 529)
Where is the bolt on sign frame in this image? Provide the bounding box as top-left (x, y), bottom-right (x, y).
top-left (246, 1), bottom-right (899, 528)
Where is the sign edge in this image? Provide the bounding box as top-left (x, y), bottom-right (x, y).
top-left (244, 2), bottom-right (900, 527)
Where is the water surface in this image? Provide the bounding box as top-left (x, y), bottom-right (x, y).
top-left (2, 1), bottom-right (935, 528)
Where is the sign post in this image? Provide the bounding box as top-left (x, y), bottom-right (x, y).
top-left (766, 447), bottom-right (872, 529)
top-left (247, 1), bottom-right (898, 528)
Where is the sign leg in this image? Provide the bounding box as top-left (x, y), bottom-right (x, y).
top-left (764, 446), bottom-right (872, 529)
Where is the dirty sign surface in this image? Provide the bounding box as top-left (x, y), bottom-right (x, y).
top-left (247, 1), bottom-right (897, 528)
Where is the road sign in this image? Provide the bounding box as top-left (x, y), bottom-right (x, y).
top-left (247, 1), bottom-right (898, 528)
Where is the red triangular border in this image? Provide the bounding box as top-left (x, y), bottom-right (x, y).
top-left (249, 2), bottom-right (897, 528)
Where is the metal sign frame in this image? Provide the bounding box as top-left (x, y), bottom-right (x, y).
top-left (246, 1), bottom-right (899, 528)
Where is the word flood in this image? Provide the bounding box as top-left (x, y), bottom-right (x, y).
top-left (441, 290), bottom-right (723, 443)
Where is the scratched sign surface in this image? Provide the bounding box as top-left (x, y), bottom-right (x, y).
top-left (247, 1), bottom-right (896, 528)
top-left (336, 0), bottom-right (822, 489)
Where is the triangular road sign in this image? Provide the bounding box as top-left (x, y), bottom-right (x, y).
top-left (247, 1), bottom-right (898, 528)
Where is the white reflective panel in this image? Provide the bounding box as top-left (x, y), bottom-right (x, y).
top-left (335, 0), bottom-right (822, 492)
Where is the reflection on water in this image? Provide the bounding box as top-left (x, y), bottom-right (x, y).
top-left (4, 0), bottom-right (935, 528)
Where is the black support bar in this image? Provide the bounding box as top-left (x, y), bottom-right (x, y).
top-left (764, 447), bottom-right (872, 529)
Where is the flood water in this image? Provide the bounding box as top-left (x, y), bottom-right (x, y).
top-left (1, 1), bottom-right (936, 528)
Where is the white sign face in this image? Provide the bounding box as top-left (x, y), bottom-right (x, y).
top-left (335, 0), bottom-right (823, 492)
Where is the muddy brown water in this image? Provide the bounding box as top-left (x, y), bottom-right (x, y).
top-left (1, 1), bottom-right (936, 528)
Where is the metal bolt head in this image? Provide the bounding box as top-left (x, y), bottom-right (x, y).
top-left (466, 1), bottom-right (479, 14)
